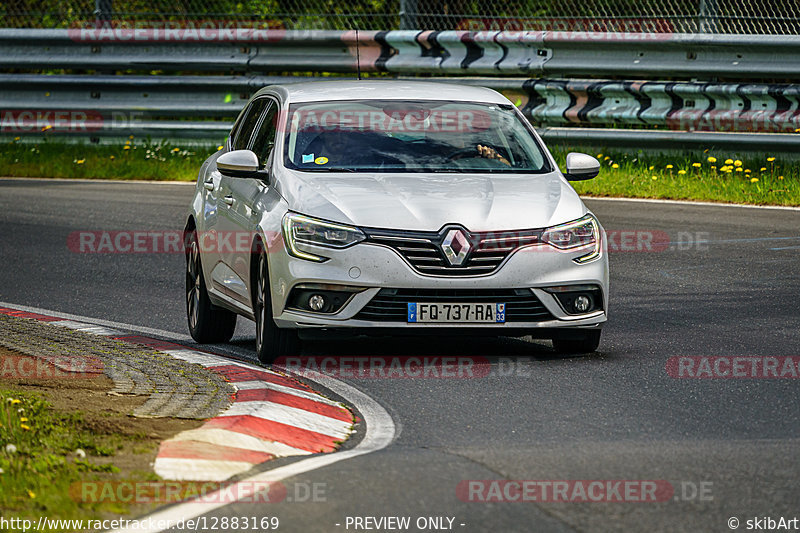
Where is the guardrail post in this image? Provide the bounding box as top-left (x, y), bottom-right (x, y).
top-left (399, 0), bottom-right (418, 30)
top-left (698, 0), bottom-right (718, 33)
top-left (94, 0), bottom-right (113, 29)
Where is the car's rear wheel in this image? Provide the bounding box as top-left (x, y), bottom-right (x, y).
top-left (253, 252), bottom-right (299, 363)
top-left (186, 230), bottom-right (237, 343)
top-left (552, 329), bottom-right (601, 354)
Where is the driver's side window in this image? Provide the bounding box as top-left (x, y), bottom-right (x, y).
top-left (232, 99), bottom-right (269, 152)
top-left (251, 101), bottom-right (279, 165)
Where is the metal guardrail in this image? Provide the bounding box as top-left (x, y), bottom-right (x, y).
top-left (3, 29), bottom-right (800, 79)
top-left (2, 30), bottom-right (800, 151)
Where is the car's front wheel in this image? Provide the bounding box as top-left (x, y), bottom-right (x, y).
top-left (186, 230), bottom-right (237, 343)
top-left (253, 252), bottom-right (299, 363)
top-left (552, 329), bottom-right (601, 354)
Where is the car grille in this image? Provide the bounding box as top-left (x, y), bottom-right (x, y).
top-left (355, 288), bottom-right (554, 322)
top-left (363, 227), bottom-right (542, 277)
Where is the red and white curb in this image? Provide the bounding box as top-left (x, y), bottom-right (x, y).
top-left (0, 306), bottom-right (355, 482)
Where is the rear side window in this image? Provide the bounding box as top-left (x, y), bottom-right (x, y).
top-left (232, 99), bottom-right (269, 151)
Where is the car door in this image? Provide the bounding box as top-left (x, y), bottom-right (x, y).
top-left (217, 97), bottom-right (278, 307)
top-left (209, 97), bottom-right (269, 303)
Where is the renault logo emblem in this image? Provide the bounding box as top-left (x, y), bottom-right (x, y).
top-left (441, 229), bottom-right (471, 266)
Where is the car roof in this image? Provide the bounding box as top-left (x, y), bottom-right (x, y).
top-left (255, 80), bottom-right (508, 105)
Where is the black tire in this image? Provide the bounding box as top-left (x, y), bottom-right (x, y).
top-left (253, 251), bottom-right (300, 363)
top-left (552, 329), bottom-right (602, 355)
top-left (185, 230), bottom-right (237, 343)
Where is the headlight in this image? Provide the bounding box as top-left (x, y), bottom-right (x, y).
top-left (282, 213), bottom-right (365, 262)
top-left (541, 215), bottom-right (601, 264)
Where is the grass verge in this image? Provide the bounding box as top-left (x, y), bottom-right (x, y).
top-left (1, 139), bottom-right (797, 206)
top-left (0, 348), bottom-right (202, 529)
top-left (561, 149), bottom-right (799, 207)
top-left (1, 138), bottom-right (214, 181)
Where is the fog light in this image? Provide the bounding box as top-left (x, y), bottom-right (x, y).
top-left (308, 294), bottom-right (326, 311)
top-left (573, 294), bottom-right (592, 313)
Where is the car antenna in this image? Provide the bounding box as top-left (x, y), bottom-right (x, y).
top-left (355, 28), bottom-right (362, 80)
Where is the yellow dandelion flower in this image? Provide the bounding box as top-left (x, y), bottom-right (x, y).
top-left (692, 162), bottom-right (702, 168)
top-left (603, 156), bottom-right (610, 161)
top-left (13, 136), bottom-right (20, 141)
top-left (128, 135), bottom-right (134, 140)
top-left (123, 145), bottom-right (131, 150)
top-left (725, 159), bottom-right (734, 165)
top-left (110, 155), bottom-right (115, 160)
top-left (10, 399), bottom-right (20, 405)
top-left (20, 424), bottom-right (30, 430)
top-left (666, 164), bottom-right (673, 169)
top-left (651, 176), bottom-right (658, 180)
top-left (760, 167), bottom-right (767, 172)
top-left (735, 167), bottom-right (743, 172)
top-left (745, 169), bottom-right (751, 173)
top-left (172, 147), bottom-right (180, 153)
top-left (41, 125), bottom-right (53, 132)
top-left (750, 177), bottom-right (759, 183)
top-left (648, 165), bottom-right (654, 170)
top-left (707, 156), bottom-right (717, 163)
top-left (217, 145), bottom-right (223, 151)
top-left (767, 157), bottom-right (776, 162)
top-left (795, 128), bottom-right (800, 133)
top-left (596, 154), bottom-right (603, 158)
top-left (611, 163), bottom-right (619, 169)
top-left (734, 160), bottom-right (742, 167)
top-left (711, 166), bottom-right (717, 170)
top-left (75, 159), bottom-right (85, 165)
top-left (19, 417), bottom-right (28, 422)
top-left (677, 169), bottom-right (687, 175)
top-left (27, 490), bottom-right (35, 499)
top-left (779, 176), bottom-right (784, 180)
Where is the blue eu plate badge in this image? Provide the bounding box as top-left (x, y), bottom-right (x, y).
top-left (495, 303), bottom-right (505, 322)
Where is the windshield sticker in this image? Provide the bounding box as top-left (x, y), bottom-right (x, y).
top-left (302, 153), bottom-right (314, 163)
top-left (314, 156), bottom-right (329, 165)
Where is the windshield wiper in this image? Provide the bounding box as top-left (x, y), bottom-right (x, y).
top-left (317, 167), bottom-right (358, 172)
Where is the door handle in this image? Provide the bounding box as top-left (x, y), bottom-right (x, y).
top-left (203, 180), bottom-right (214, 191)
top-left (223, 195), bottom-right (234, 206)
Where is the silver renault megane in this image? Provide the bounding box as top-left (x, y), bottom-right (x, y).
top-left (184, 80), bottom-right (608, 362)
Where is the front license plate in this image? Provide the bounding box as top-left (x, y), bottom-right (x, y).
top-left (407, 303), bottom-right (505, 323)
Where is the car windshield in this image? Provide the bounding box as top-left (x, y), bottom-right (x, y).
top-left (283, 100), bottom-right (552, 174)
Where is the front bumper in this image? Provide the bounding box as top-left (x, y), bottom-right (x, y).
top-left (268, 238), bottom-right (608, 331)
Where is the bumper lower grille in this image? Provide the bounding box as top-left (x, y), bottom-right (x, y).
top-left (355, 288), bottom-right (554, 323)
top-left (363, 227), bottom-right (541, 277)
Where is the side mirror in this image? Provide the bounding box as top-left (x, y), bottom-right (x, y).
top-left (565, 152), bottom-right (600, 181)
top-left (217, 150), bottom-right (263, 179)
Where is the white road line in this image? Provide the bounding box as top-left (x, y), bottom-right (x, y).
top-left (582, 195), bottom-right (800, 211)
top-left (0, 177), bottom-right (195, 186)
top-left (0, 301), bottom-right (195, 342)
top-left (0, 301), bottom-right (396, 533)
top-left (217, 401), bottom-right (352, 440)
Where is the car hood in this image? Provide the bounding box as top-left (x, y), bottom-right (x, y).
top-left (274, 170), bottom-right (588, 232)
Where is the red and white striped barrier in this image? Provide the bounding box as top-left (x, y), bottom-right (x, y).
top-left (0, 306), bottom-right (355, 481)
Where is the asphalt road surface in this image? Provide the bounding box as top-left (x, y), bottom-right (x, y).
top-left (1, 178), bottom-right (799, 532)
